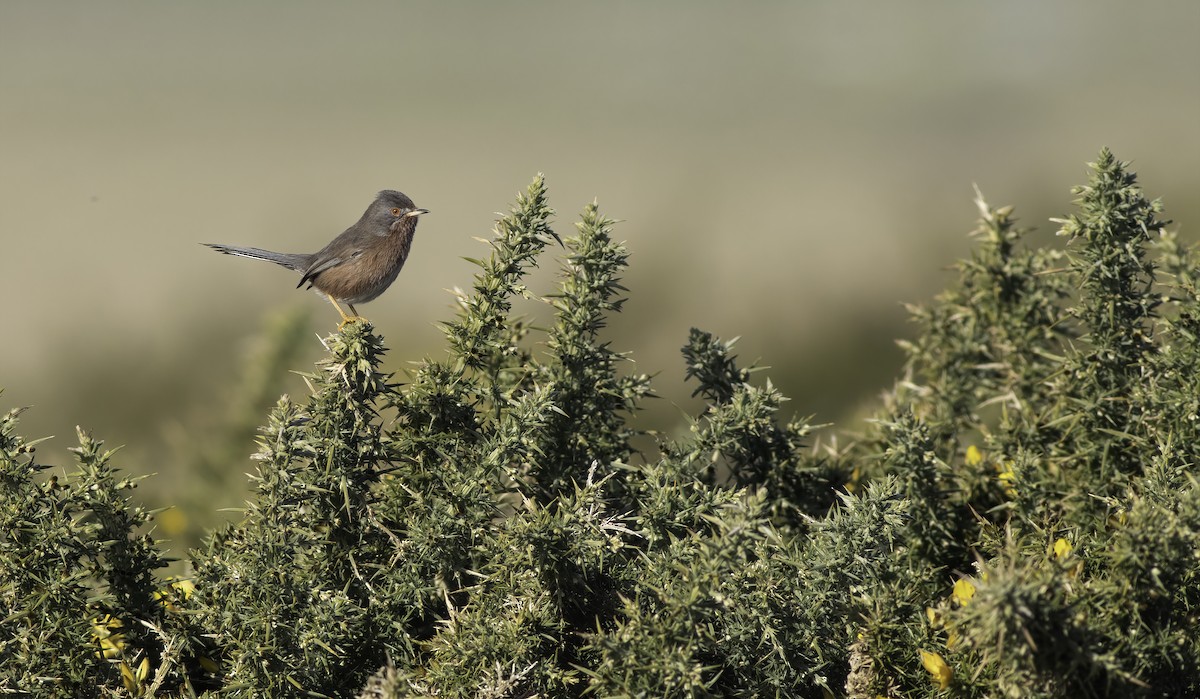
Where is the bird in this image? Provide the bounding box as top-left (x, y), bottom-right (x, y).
top-left (204, 190), bottom-right (428, 327)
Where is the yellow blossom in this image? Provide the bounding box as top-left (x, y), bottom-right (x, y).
top-left (156, 506), bottom-right (189, 537)
top-left (920, 649), bottom-right (953, 689)
top-left (965, 445), bottom-right (983, 466)
top-left (845, 466), bottom-right (861, 493)
top-left (120, 657), bottom-right (151, 696)
top-left (996, 462), bottom-right (1017, 495)
top-left (173, 578), bottom-right (195, 597)
top-left (926, 606), bottom-right (943, 627)
top-left (952, 578), bottom-right (976, 607)
top-left (1052, 537), bottom-right (1083, 577)
top-left (91, 615), bottom-right (125, 659)
top-left (154, 577), bottom-right (196, 612)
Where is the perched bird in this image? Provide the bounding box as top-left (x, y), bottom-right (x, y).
top-left (204, 191), bottom-right (428, 326)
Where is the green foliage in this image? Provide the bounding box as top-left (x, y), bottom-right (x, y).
top-left (0, 412), bottom-right (197, 696)
top-left (4, 152), bottom-right (1200, 697)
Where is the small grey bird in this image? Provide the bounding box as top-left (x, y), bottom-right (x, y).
top-left (204, 190), bottom-right (428, 326)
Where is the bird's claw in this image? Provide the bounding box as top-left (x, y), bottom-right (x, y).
top-left (337, 316), bottom-right (368, 332)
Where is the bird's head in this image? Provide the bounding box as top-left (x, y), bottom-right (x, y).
top-left (366, 190), bottom-right (428, 233)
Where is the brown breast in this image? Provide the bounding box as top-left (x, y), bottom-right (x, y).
top-left (310, 227), bottom-right (415, 305)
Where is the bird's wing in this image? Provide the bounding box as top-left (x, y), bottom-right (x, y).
top-left (296, 249), bottom-right (366, 288)
top-left (298, 257), bottom-right (342, 288)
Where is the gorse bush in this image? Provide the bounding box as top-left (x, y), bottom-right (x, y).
top-left (3, 150), bottom-right (1200, 697)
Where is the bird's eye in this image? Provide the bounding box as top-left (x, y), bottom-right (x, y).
top-left (391, 208), bottom-right (401, 216)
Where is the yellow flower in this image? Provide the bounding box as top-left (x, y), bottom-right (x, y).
top-left (951, 578), bottom-right (976, 607)
top-left (156, 506), bottom-right (189, 537)
top-left (925, 606), bottom-right (943, 627)
top-left (120, 657), bottom-right (151, 696)
top-left (173, 578), bottom-right (196, 597)
top-left (920, 649), bottom-right (954, 689)
top-left (1052, 537), bottom-right (1083, 577)
top-left (154, 577), bottom-right (196, 612)
top-left (965, 445), bottom-right (983, 466)
top-left (845, 466), bottom-right (861, 493)
top-left (996, 462), bottom-right (1017, 495)
top-left (91, 615), bottom-right (125, 659)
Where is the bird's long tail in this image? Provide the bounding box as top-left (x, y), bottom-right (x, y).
top-left (203, 244), bottom-right (311, 272)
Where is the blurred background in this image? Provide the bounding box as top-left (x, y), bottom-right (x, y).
top-left (3, 1), bottom-right (1199, 549)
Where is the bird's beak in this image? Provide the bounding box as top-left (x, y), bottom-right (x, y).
top-left (405, 208), bottom-right (430, 218)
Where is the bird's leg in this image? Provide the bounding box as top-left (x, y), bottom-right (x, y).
top-left (327, 295), bottom-right (367, 331)
top-left (326, 294), bottom-right (352, 321)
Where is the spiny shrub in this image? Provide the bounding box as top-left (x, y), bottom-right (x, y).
top-left (3, 151), bottom-right (1200, 698)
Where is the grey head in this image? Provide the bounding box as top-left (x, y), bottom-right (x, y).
top-left (352, 190), bottom-right (428, 236)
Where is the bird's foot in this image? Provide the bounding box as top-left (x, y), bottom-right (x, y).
top-left (337, 315), bottom-right (368, 332)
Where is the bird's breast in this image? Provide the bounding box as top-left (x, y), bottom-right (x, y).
top-left (311, 228), bottom-right (414, 305)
